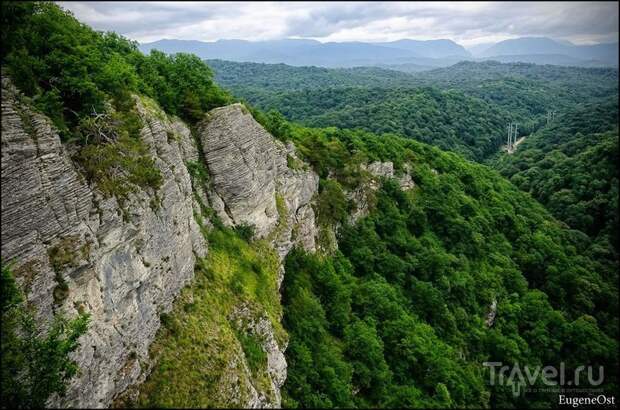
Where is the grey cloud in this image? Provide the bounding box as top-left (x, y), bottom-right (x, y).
top-left (58, 1), bottom-right (619, 45)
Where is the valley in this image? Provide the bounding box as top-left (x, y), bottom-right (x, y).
top-left (1, 2), bottom-right (618, 409)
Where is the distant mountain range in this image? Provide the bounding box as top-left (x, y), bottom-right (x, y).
top-left (139, 36), bottom-right (618, 70)
top-left (472, 37), bottom-right (618, 65)
top-left (138, 38), bottom-right (470, 68)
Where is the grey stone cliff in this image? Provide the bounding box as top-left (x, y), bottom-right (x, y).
top-left (347, 161), bottom-right (415, 224)
top-left (1, 79), bottom-right (319, 408)
top-left (1, 78), bottom-right (203, 408)
top-left (198, 103), bottom-right (319, 261)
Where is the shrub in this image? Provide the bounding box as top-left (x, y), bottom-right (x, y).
top-left (1, 263), bottom-right (90, 408)
top-left (234, 224), bottom-right (256, 243)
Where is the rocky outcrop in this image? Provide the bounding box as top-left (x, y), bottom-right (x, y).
top-left (198, 103), bottom-right (319, 259)
top-left (1, 79), bottom-right (205, 408)
top-left (186, 104), bottom-right (324, 407)
top-left (347, 161), bottom-right (415, 224)
top-left (365, 161), bottom-right (415, 190)
top-left (193, 104), bottom-right (320, 407)
top-left (229, 303), bottom-right (288, 408)
top-left (2, 77), bottom-right (319, 408)
top-left (485, 299), bottom-right (498, 327)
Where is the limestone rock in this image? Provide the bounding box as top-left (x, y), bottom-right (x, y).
top-left (198, 103), bottom-right (319, 257)
top-left (198, 104), bottom-right (283, 238)
top-left (366, 161), bottom-right (395, 178)
top-left (485, 299), bottom-right (498, 327)
top-left (229, 303), bottom-right (288, 408)
top-left (2, 80), bottom-right (319, 408)
top-left (1, 79), bottom-right (206, 408)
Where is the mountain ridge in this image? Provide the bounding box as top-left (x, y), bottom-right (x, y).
top-left (140, 36), bottom-right (618, 69)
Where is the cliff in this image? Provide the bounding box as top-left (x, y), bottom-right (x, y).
top-left (1, 77), bottom-right (205, 407)
top-left (0, 77), bottom-right (318, 408)
top-left (1, 78), bottom-right (412, 408)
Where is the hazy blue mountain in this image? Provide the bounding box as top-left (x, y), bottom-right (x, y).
top-left (479, 37), bottom-right (570, 56)
top-left (478, 37), bottom-right (618, 65)
top-left (374, 39), bottom-right (471, 58)
top-left (140, 37), bottom-right (617, 69)
top-left (140, 38), bottom-right (425, 67)
top-left (478, 54), bottom-right (612, 68)
top-left (466, 42), bottom-right (495, 56)
top-left (139, 38), bottom-right (471, 68)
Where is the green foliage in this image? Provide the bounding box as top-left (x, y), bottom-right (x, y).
top-left (4, 4), bottom-right (618, 408)
top-left (316, 179), bottom-right (348, 226)
top-left (234, 223), bottom-right (256, 242)
top-left (209, 59), bottom-right (418, 91)
top-left (281, 123), bottom-right (618, 408)
top-left (135, 227), bottom-right (284, 407)
top-left (138, 51), bottom-right (233, 122)
top-left (185, 160), bottom-right (210, 186)
top-left (235, 330), bottom-right (268, 375)
top-left (493, 98), bottom-right (618, 245)
top-left (211, 59), bottom-right (617, 161)
top-left (75, 133), bottom-right (163, 200)
top-left (1, 263), bottom-right (90, 408)
top-left (492, 99), bottom-right (619, 330)
top-left (1, 1), bottom-right (232, 138)
top-left (242, 86), bottom-right (510, 160)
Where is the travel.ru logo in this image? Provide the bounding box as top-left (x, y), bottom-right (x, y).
top-left (483, 362), bottom-right (604, 396)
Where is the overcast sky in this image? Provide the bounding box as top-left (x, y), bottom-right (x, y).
top-left (57, 1), bottom-right (619, 46)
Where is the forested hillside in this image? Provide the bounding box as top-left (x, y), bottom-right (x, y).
top-left (252, 119), bottom-right (619, 408)
top-left (1, 2), bottom-right (618, 409)
top-left (211, 60), bottom-right (618, 161)
top-left (493, 97), bottom-right (619, 276)
top-left (207, 59), bottom-right (417, 91)
top-left (246, 87), bottom-right (509, 160)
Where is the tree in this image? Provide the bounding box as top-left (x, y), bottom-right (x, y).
top-left (1, 264), bottom-right (90, 408)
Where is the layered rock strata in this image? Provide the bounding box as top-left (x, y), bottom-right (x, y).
top-left (1, 79), bottom-right (320, 408)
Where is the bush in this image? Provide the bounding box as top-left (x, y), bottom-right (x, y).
top-left (234, 224), bottom-right (256, 243)
top-left (235, 330), bottom-right (267, 375)
top-left (1, 263), bottom-right (90, 408)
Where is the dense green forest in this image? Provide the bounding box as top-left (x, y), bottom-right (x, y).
top-left (245, 86), bottom-right (511, 160)
top-left (1, 2), bottom-right (618, 409)
top-left (492, 97), bottom-right (619, 279)
top-left (211, 60), bottom-right (618, 161)
top-left (252, 119), bottom-right (619, 408)
top-left (207, 59), bottom-right (417, 91)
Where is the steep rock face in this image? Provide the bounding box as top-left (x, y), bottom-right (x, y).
top-left (1, 78), bottom-right (205, 408)
top-left (195, 104), bottom-right (320, 407)
top-left (2, 74), bottom-right (319, 408)
top-left (198, 103), bottom-right (319, 259)
top-left (229, 303), bottom-right (288, 408)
